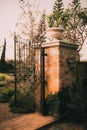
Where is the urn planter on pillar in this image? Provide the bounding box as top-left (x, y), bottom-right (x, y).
top-left (46, 27), bottom-right (64, 41)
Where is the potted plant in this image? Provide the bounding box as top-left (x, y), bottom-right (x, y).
top-left (46, 26), bottom-right (64, 40)
top-left (46, 0), bottom-right (65, 41)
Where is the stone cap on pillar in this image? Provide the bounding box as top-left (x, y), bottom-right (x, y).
top-left (42, 40), bottom-right (79, 50)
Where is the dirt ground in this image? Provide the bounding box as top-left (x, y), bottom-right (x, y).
top-left (0, 103), bottom-right (23, 123)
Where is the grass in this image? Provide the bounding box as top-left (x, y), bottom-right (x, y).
top-left (0, 73), bottom-right (6, 81)
top-left (0, 73), bottom-right (14, 87)
top-left (0, 73), bottom-right (35, 114)
top-left (0, 81), bottom-right (6, 87)
top-left (0, 73), bottom-right (15, 102)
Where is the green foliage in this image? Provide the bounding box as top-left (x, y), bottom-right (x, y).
top-left (46, 93), bottom-right (59, 104)
top-left (9, 91), bottom-right (35, 114)
top-left (47, 0), bottom-right (87, 51)
top-left (0, 73), bottom-right (6, 87)
top-left (45, 67), bottom-right (87, 123)
top-left (53, 0), bottom-right (64, 14)
top-left (0, 60), bottom-right (14, 73)
top-left (63, 0), bottom-right (87, 51)
top-left (78, 9), bottom-right (87, 25)
top-left (47, 0), bottom-right (64, 27)
top-left (0, 82), bottom-right (6, 87)
top-left (46, 93), bottom-right (59, 115)
top-left (0, 73), bottom-right (14, 87)
top-left (72, 0), bottom-right (81, 9)
top-left (58, 81), bottom-right (87, 123)
top-left (58, 87), bottom-right (74, 120)
top-left (1, 39), bottom-right (6, 63)
top-left (47, 12), bottom-right (63, 27)
top-left (35, 10), bottom-right (46, 43)
top-left (0, 87), bottom-right (14, 103)
top-left (7, 88), bottom-right (15, 98)
top-left (0, 74), bottom-right (6, 81)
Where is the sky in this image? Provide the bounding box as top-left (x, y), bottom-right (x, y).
top-left (0, 0), bottom-right (87, 60)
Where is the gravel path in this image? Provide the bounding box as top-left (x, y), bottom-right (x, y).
top-left (0, 103), bottom-right (23, 123)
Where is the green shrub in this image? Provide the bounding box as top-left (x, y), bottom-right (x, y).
top-left (0, 74), bottom-right (5, 81)
top-left (58, 84), bottom-right (87, 123)
top-left (0, 60), bottom-right (14, 73)
top-left (0, 87), bottom-right (14, 102)
top-left (0, 90), bottom-right (9, 102)
top-left (58, 87), bottom-right (73, 120)
top-left (46, 93), bottom-right (59, 115)
top-left (0, 73), bottom-right (6, 87)
top-left (9, 91), bottom-right (35, 114)
top-left (0, 81), bottom-right (6, 87)
top-left (0, 73), bottom-right (14, 87)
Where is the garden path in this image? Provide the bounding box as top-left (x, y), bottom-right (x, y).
top-left (0, 112), bottom-right (54, 130)
top-left (0, 103), bottom-right (23, 123)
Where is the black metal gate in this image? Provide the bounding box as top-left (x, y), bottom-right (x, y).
top-left (14, 34), bottom-right (46, 114)
top-left (14, 34), bottom-right (37, 112)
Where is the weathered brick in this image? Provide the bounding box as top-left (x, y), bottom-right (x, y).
top-left (35, 41), bottom-right (78, 110)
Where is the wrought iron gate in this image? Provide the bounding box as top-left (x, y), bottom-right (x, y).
top-left (14, 34), bottom-right (37, 112)
top-left (14, 34), bottom-right (46, 114)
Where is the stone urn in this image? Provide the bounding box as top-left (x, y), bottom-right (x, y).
top-left (46, 27), bottom-right (64, 41)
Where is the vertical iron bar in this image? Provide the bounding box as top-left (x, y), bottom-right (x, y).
top-left (40, 47), bottom-right (45, 115)
top-left (28, 42), bottom-right (30, 65)
top-left (19, 39), bottom-right (21, 68)
top-left (14, 32), bottom-right (17, 105)
top-left (24, 41), bottom-right (26, 69)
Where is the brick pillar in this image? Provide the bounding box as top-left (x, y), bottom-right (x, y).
top-left (58, 41), bottom-right (78, 89)
top-left (35, 40), bottom-right (78, 111)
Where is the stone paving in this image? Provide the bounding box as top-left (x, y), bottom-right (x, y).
top-left (0, 112), bottom-right (54, 130)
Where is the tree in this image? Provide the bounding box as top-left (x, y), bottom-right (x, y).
top-left (14, 0), bottom-right (41, 110)
top-left (1, 38), bottom-right (6, 63)
top-left (47, 0), bottom-right (87, 51)
top-left (16, 0), bottom-right (40, 42)
top-left (35, 10), bottom-right (46, 43)
top-left (47, 0), bottom-right (64, 27)
top-left (53, 0), bottom-right (64, 13)
top-left (63, 0), bottom-right (87, 51)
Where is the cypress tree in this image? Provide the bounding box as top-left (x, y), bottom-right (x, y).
top-left (1, 38), bottom-right (6, 63)
top-left (35, 10), bottom-right (46, 43)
